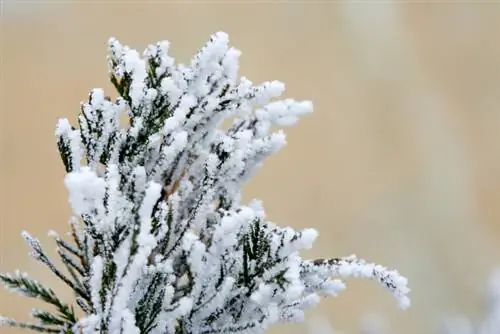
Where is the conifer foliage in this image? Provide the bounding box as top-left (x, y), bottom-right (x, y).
top-left (0, 32), bottom-right (410, 334)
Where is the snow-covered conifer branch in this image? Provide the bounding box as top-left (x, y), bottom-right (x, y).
top-left (1, 31), bottom-right (409, 333)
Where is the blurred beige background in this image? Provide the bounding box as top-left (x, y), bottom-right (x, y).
top-left (1, 1), bottom-right (500, 334)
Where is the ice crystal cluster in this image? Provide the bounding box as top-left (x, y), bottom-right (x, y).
top-left (0, 32), bottom-right (409, 334)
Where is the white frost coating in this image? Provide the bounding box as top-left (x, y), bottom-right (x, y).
top-left (305, 255), bottom-right (410, 310)
top-left (113, 235), bottom-right (132, 276)
top-left (137, 182), bottom-right (162, 249)
top-left (256, 99), bottom-right (313, 127)
top-left (121, 309), bottom-right (140, 334)
top-left (123, 49), bottom-right (147, 108)
top-left (55, 118), bottom-right (83, 171)
top-left (21, 231), bottom-right (44, 262)
top-left (90, 88), bottom-right (106, 107)
top-left (299, 228), bottom-right (319, 249)
top-left (0, 31), bottom-right (410, 334)
top-left (54, 117), bottom-right (72, 137)
top-left (76, 314), bottom-right (101, 334)
top-left (129, 116), bottom-right (144, 138)
top-left (64, 167), bottom-right (106, 217)
top-left (160, 77), bottom-right (182, 104)
top-left (90, 256), bottom-right (104, 315)
top-left (222, 47), bottom-right (242, 84)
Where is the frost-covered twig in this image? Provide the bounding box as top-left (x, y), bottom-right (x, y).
top-left (1, 31), bottom-right (409, 334)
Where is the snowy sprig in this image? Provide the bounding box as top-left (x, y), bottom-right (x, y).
top-left (303, 256), bottom-right (410, 309)
top-left (1, 32), bottom-right (409, 334)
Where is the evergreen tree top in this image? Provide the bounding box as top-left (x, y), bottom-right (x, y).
top-left (1, 32), bottom-right (410, 334)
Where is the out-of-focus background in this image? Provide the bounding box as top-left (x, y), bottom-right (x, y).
top-left (1, 1), bottom-right (500, 334)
